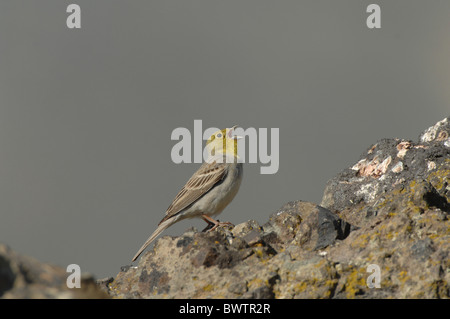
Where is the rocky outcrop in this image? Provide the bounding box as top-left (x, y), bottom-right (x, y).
top-left (106, 118), bottom-right (449, 299)
top-left (321, 117), bottom-right (450, 217)
top-left (1, 118), bottom-right (448, 299)
top-left (0, 244), bottom-right (108, 298)
top-left (107, 201), bottom-right (355, 298)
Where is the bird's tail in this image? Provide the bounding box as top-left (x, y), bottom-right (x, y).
top-left (131, 217), bottom-right (177, 262)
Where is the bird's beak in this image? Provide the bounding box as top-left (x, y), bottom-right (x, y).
top-left (228, 125), bottom-right (243, 140)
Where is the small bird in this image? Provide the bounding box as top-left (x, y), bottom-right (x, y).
top-left (132, 125), bottom-right (243, 262)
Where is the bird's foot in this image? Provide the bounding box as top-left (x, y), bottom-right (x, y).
top-left (201, 215), bottom-right (234, 232)
top-left (206, 221), bottom-right (234, 232)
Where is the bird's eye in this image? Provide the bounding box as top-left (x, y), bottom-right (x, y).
top-left (216, 133), bottom-right (222, 138)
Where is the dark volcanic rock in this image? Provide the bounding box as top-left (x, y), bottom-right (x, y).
top-left (108, 201), bottom-right (349, 299)
top-left (3, 119), bottom-right (447, 299)
top-left (0, 244), bottom-right (108, 298)
top-left (264, 201), bottom-right (353, 252)
top-left (101, 118), bottom-right (449, 299)
top-left (321, 117), bottom-right (450, 220)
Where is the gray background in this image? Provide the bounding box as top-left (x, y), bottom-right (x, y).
top-left (0, 1), bottom-right (448, 279)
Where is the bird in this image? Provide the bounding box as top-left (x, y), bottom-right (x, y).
top-left (131, 125), bottom-right (243, 262)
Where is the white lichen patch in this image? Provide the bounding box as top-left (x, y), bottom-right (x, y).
top-left (391, 161), bottom-right (404, 173)
top-left (420, 118), bottom-right (449, 143)
top-left (356, 182), bottom-right (379, 202)
top-left (427, 161), bottom-right (436, 171)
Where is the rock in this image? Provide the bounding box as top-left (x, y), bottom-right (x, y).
top-left (419, 117), bottom-right (450, 144)
top-left (320, 117), bottom-right (450, 221)
top-left (104, 118), bottom-right (449, 299)
top-left (108, 205), bottom-right (332, 298)
top-left (2, 118), bottom-right (448, 299)
top-left (105, 201), bottom-right (353, 299)
top-left (0, 244), bottom-right (108, 298)
top-left (264, 201), bottom-right (353, 252)
top-left (96, 277), bottom-right (114, 295)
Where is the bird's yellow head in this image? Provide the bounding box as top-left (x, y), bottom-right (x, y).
top-left (205, 125), bottom-right (241, 159)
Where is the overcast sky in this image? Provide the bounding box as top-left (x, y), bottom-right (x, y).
top-left (0, 1), bottom-right (449, 279)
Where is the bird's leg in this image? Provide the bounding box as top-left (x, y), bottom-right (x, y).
top-left (201, 216), bottom-right (215, 232)
top-left (201, 214), bottom-right (234, 232)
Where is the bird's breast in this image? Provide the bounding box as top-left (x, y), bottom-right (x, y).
top-left (195, 163), bottom-right (243, 217)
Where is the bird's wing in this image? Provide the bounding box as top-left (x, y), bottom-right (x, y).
top-left (158, 161), bottom-right (227, 225)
